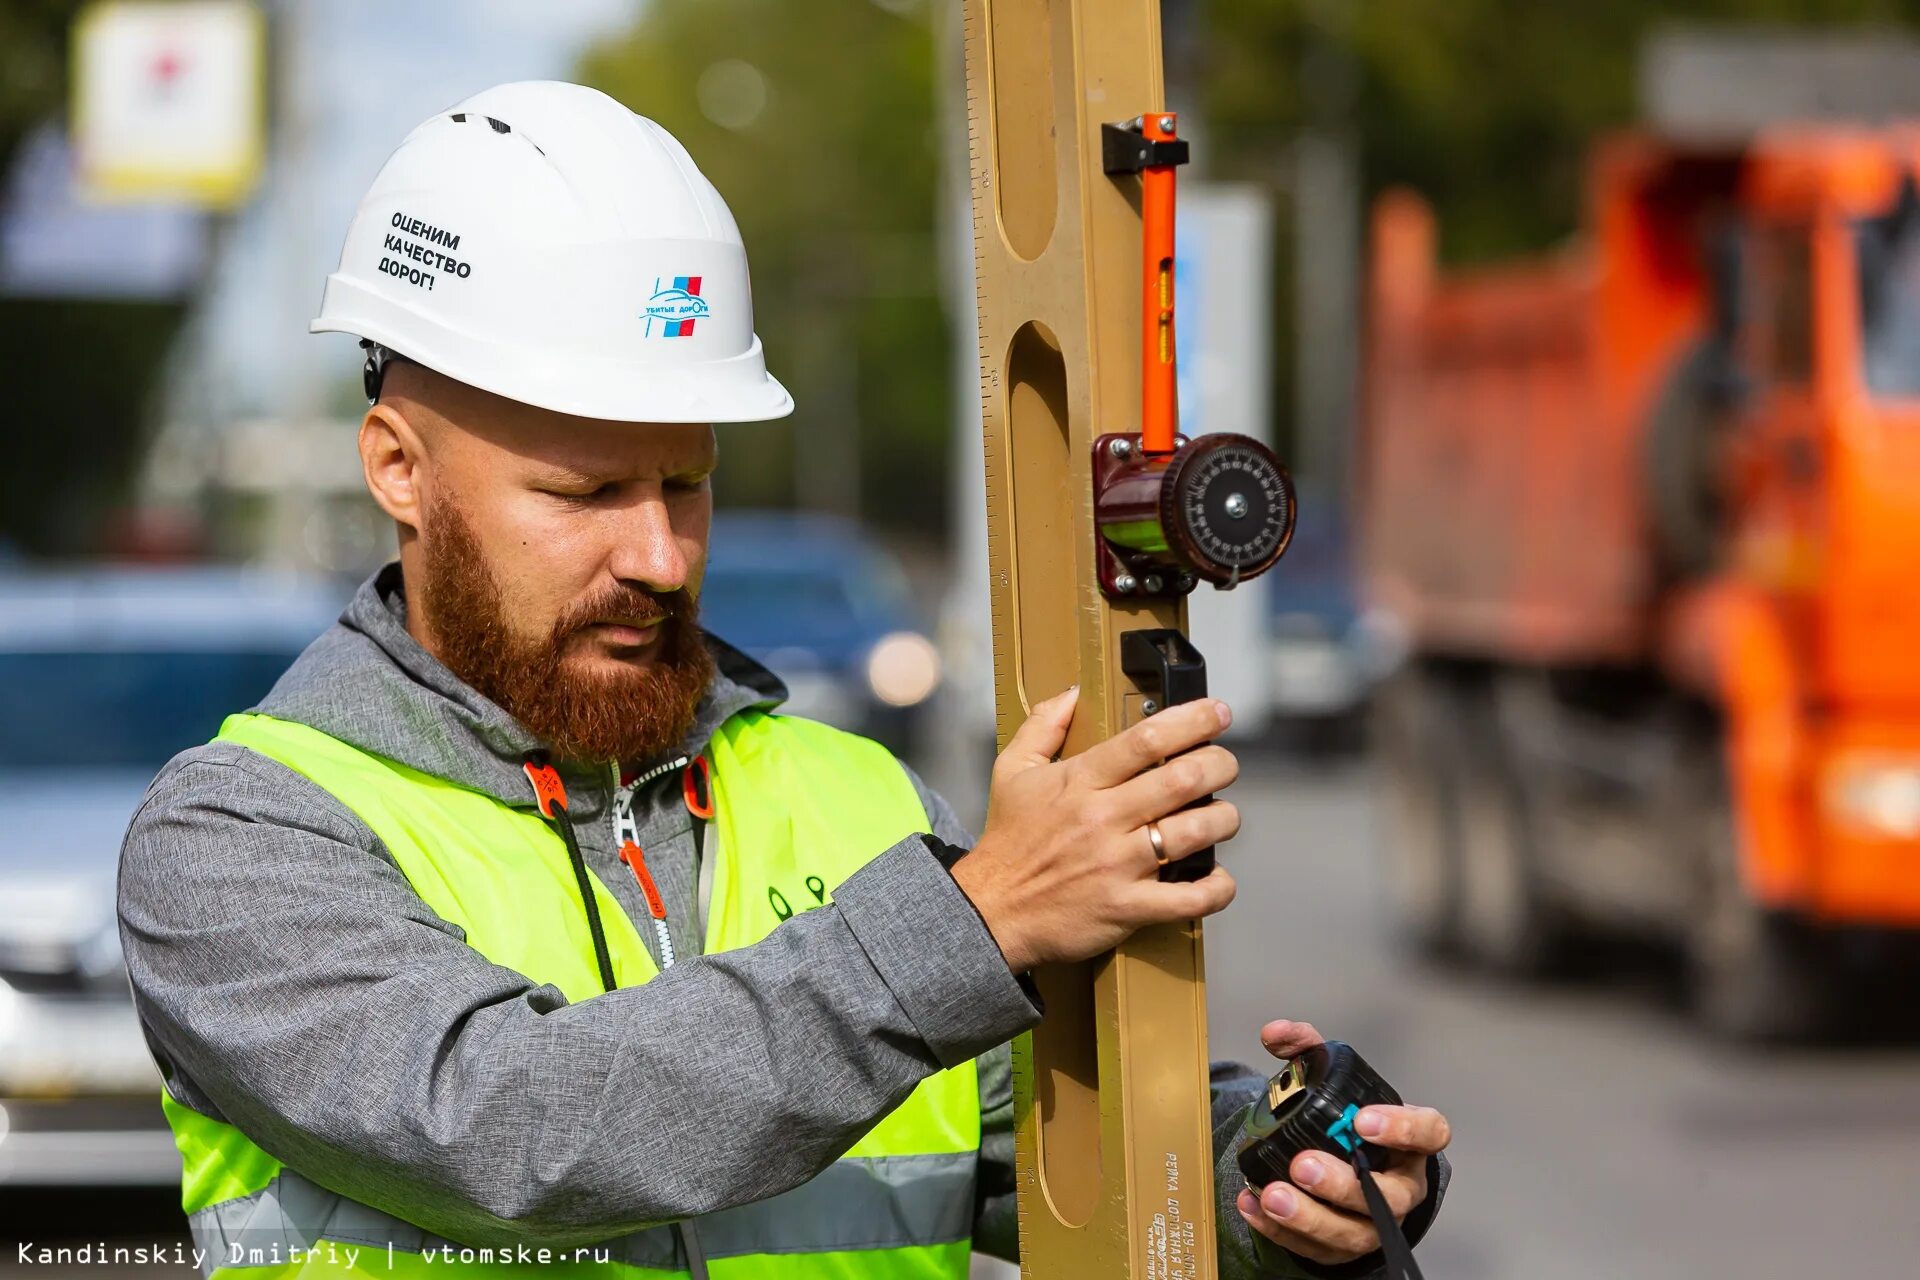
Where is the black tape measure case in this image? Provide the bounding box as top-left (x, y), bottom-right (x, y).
top-left (1236, 1040), bottom-right (1402, 1182)
top-left (1234, 1041), bottom-right (1425, 1280)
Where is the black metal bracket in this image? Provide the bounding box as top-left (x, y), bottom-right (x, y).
top-left (1102, 121), bottom-right (1190, 175)
top-left (1122, 628), bottom-right (1208, 708)
top-left (1121, 629), bottom-right (1215, 882)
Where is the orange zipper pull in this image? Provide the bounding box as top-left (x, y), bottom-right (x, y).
top-left (619, 840), bottom-right (677, 968)
top-left (620, 841), bottom-right (668, 920)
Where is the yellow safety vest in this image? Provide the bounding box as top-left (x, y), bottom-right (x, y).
top-left (163, 709), bottom-right (979, 1279)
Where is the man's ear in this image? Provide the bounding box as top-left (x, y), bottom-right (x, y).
top-left (359, 404), bottom-right (425, 530)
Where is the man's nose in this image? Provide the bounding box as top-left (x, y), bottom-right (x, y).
top-left (604, 491), bottom-right (689, 592)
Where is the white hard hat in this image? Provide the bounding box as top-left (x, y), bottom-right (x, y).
top-left (311, 81), bottom-right (792, 424)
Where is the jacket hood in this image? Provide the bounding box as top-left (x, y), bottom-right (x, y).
top-left (254, 563), bottom-right (784, 805)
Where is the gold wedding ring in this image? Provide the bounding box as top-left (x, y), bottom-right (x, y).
top-left (1146, 820), bottom-right (1169, 866)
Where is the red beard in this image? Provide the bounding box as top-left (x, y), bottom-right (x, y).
top-left (417, 500), bottom-right (715, 765)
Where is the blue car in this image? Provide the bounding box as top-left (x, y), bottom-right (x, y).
top-left (0, 566), bottom-right (346, 1185)
top-left (701, 512), bottom-right (941, 757)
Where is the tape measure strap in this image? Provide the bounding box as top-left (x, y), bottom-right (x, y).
top-left (1349, 1143), bottom-right (1425, 1280)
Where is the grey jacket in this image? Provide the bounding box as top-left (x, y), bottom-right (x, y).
top-left (118, 565), bottom-right (1441, 1277)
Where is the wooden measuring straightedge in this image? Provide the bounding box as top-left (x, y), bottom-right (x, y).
top-left (962, 2), bottom-right (1226, 1276)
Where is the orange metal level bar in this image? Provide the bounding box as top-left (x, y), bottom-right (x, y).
top-left (1141, 113), bottom-right (1179, 455)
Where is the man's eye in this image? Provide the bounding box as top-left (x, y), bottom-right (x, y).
top-left (667, 475), bottom-right (710, 493)
top-left (546, 483), bottom-right (613, 502)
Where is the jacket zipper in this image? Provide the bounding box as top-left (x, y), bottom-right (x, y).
top-left (611, 757), bottom-right (687, 970)
top-left (607, 757), bottom-right (710, 1280)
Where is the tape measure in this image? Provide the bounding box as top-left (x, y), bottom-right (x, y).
top-left (1234, 1041), bottom-right (1424, 1280)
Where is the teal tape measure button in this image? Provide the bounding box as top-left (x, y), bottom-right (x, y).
top-left (1326, 1102), bottom-right (1361, 1153)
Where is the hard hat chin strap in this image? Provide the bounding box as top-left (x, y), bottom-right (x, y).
top-left (360, 340), bottom-right (410, 404)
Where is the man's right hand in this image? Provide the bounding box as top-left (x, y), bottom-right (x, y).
top-left (950, 686), bottom-right (1240, 973)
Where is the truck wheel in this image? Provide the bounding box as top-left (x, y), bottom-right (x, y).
top-left (1375, 672), bottom-right (1462, 957)
top-left (1686, 768), bottom-right (1829, 1041)
top-left (1454, 680), bottom-right (1565, 975)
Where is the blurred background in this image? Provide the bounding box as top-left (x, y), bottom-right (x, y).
top-left (4, 0), bottom-right (1920, 1276)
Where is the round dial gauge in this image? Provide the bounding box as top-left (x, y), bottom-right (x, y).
top-left (1159, 433), bottom-right (1295, 585)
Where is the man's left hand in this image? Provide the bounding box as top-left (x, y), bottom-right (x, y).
top-left (1234, 1020), bottom-right (1452, 1268)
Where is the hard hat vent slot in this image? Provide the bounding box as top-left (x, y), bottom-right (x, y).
top-left (448, 112), bottom-right (540, 153)
top-left (449, 112), bottom-right (512, 134)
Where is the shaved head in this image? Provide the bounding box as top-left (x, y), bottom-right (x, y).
top-left (378, 360), bottom-right (488, 445)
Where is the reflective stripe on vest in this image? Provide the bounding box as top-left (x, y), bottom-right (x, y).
top-left (168, 710), bottom-right (978, 1279)
top-left (177, 1159), bottom-right (972, 1273)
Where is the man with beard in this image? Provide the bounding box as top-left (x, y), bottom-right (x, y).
top-left (118, 83), bottom-right (1449, 1280)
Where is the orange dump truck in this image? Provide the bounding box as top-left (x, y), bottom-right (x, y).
top-left (1364, 129), bottom-right (1920, 1036)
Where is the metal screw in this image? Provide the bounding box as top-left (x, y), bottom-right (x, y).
top-left (1142, 574), bottom-right (1165, 594)
top-left (1177, 573), bottom-right (1197, 592)
top-left (1157, 115), bottom-right (1175, 133)
top-left (1224, 492), bottom-right (1249, 519)
top-left (1141, 698), bottom-right (1160, 716)
top-left (1113, 572), bottom-right (1138, 594)
top-left (1109, 437), bottom-right (1135, 460)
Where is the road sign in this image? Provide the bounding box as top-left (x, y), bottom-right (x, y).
top-left (72, 0), bottom-right (265, 210)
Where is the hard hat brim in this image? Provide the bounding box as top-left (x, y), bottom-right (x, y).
top-left (312, 276), bottom-right (794, 425)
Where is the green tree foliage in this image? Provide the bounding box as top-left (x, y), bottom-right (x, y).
top-left (578, 0), bottom-right (948, 533)
top-left (1207, 0), bottom-right (1920, 263)
top-left (0, 1), bottom-right (77, 175)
